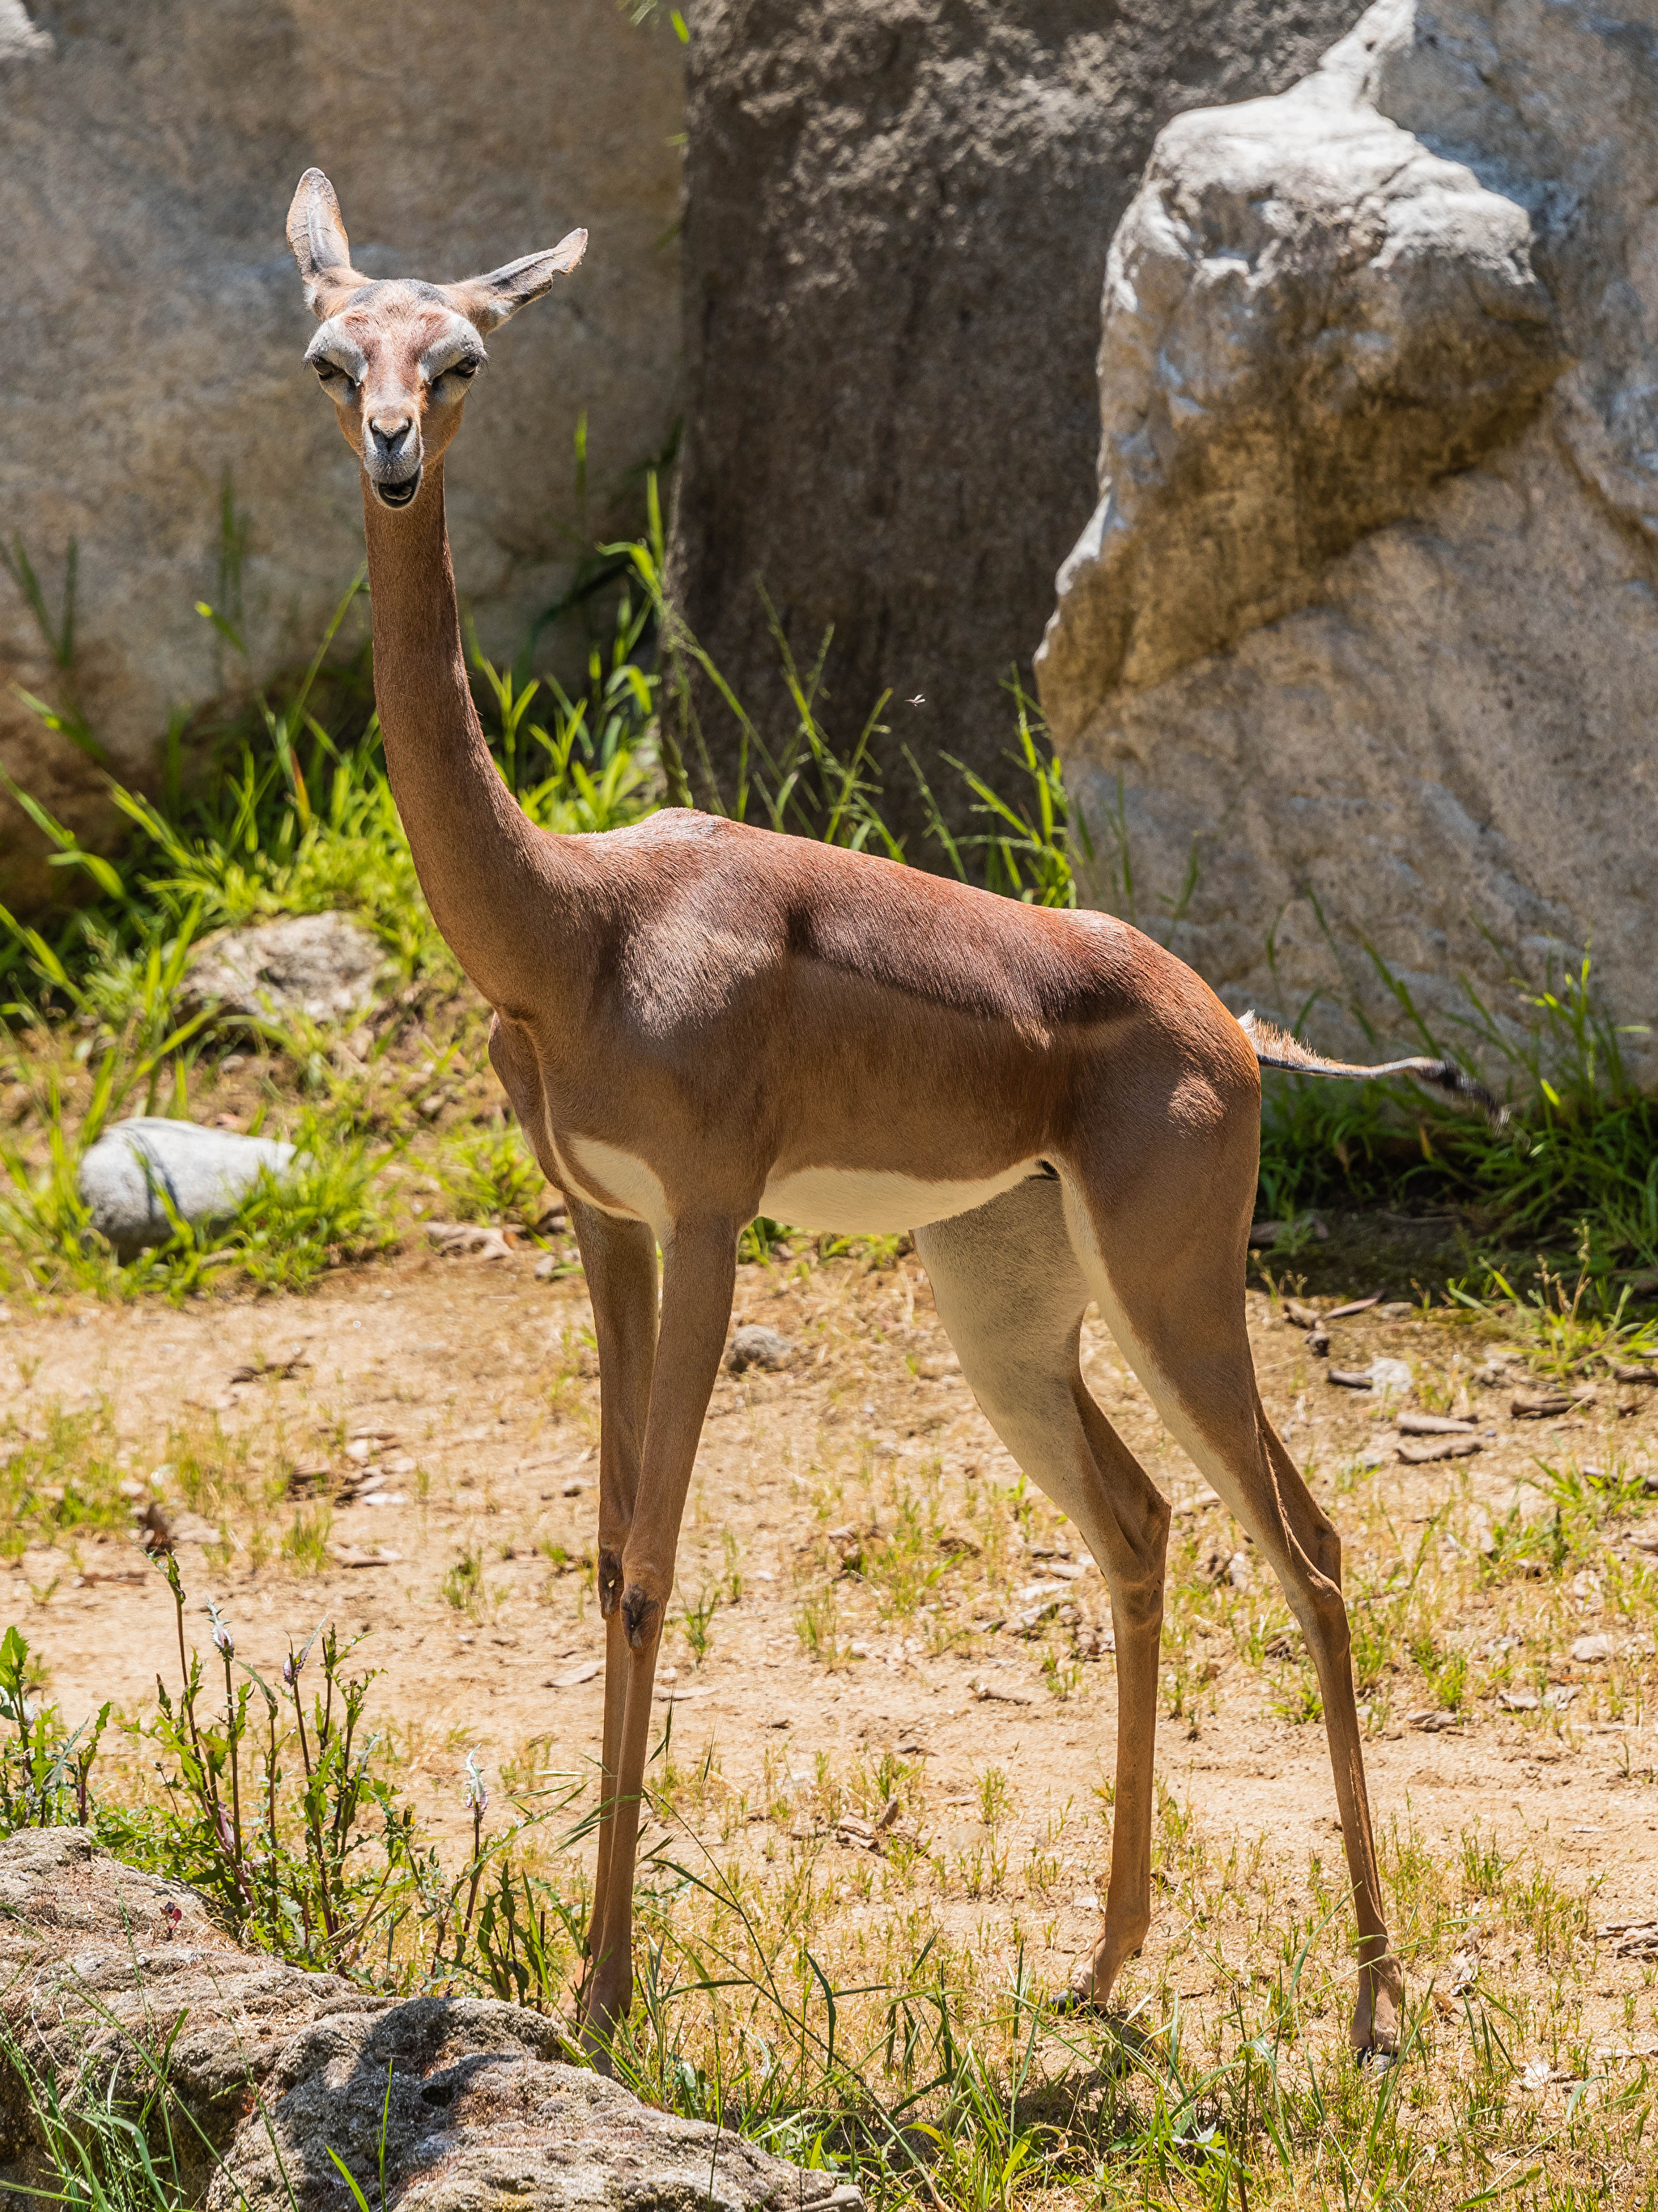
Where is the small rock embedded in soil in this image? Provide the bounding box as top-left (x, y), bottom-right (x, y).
top-left (427, 1221), bottom-right (518, 1261)
top-left (183, 912), bottom-right (387, 1027)
top-left (79, 1117), bottom-right (296, 1257)
top-left (729, 1323), bottom-right (794, 1373)
top-left (1327, 1356), bottom-right (1412, 1393)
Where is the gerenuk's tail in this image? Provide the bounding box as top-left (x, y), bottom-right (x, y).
top-left (1239, 1010), bottom-right (1507, 1128)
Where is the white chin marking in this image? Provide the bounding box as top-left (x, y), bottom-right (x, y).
top-left (759, 1162), bottom-right (1044, 1236)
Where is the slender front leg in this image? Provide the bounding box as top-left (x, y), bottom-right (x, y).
top-left (580, 1214), bottom-right (738, 2060)
top-left (563, 1199), bottom-right (658, 2032)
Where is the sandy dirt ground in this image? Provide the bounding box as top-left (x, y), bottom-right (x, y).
top-left (4, 1239), bottom-right (1656, 2049)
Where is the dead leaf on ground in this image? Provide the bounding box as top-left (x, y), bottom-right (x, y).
top-left (227, 1355), bottom-right (311, 1385)
top-left (1511, 1389), bottom-right (1592, 1419)
top-left (1599, 1921), bottom-right (1658, 1959)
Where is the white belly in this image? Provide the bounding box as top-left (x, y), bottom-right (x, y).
top-left (759, 1161), bottom-right (1042, 1235)
top-left (561, 1129), bottom-right (1044, 1240)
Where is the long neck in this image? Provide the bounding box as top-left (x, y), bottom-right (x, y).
top-left (362, 461), bottom-right (568, 1012)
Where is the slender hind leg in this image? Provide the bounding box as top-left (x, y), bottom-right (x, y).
top-left (916, 1177), bottom-right (1171, 2006)
top-left (1061, 1140), bottom-right (1402, 2055)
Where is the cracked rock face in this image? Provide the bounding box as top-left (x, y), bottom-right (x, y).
top-left (0, 1833), bottom-right (865, 2212)
top-left (1038, 0), bottom-right (1658, 1075)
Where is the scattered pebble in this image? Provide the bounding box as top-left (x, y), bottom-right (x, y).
top-left (729, 1324), bottom-right (794, 1374)
top-left (427, 1221), bottom-right (517, 1261)
top-left (970, 1678), bottom-right (1035, 1705)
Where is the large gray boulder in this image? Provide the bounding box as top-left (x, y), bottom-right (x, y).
top-left (1037, 0), bottom-right (1658, 1078)
top-left (79, 1117), bottom-right (296, 1255)
top-left (0, 2), bottom-right (683, 908)
top-left (667, 0), bottom-right (1367, 844)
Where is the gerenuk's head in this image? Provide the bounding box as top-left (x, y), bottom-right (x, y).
top-left (285, 168), bottom-right (586, 515)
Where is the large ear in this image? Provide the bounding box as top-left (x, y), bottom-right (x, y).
top-left (286, 168), bottom-right (370, 318)
top-left (444, 229), bottom-right (588, 334)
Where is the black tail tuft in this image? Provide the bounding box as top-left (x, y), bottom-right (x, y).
top-left (1412, 1057), bottom-right (1508, 1129)
top-left (1239, 1010), bottom-right (1507, 1128)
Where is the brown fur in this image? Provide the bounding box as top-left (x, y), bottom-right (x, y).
top-left (286, 169), bottom-right (1405, 2067)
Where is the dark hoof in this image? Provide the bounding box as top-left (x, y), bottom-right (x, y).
top-left (597, 1551), bottom-right (623, 1619)
top-left (621, 1584), bottom-right (660, 1650)
top-left (1051, 1982), bottom-right (1104, 2018)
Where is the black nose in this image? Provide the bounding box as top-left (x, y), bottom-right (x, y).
top-left (368, 417), bottom-right (413, 459)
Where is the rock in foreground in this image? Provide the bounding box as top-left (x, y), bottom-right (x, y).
top-left (79, 1117), bottom-right (296, 1255)
top-left (0, 1831), bottom-right (865, 2212)
top-left (0, 1829), bottom-right (363, 2203)
top-left (214, 1999), bottom-right (864, 2212)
